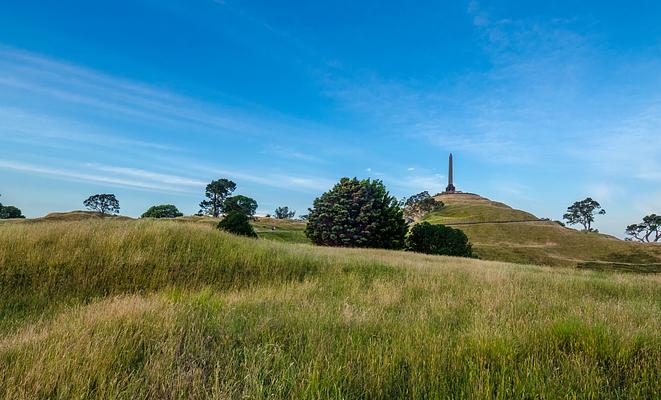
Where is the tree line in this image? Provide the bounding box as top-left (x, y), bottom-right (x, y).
top-left (2, 180), bottom-right (658, 246)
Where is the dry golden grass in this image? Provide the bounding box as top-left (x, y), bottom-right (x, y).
top-left (0, 219), bottom-right (659, 399)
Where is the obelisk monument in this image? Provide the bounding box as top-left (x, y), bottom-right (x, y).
top-left (445, 153), bottom-right (456, 193)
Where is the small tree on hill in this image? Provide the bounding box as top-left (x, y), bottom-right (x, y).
top-left (222, 195), bottom-right (258, 217)
top-left (563, 197), bottom-right (605, 232)
top-left (274, 206), bottom-right (296, 219)
top-left (305, 177), bottom-right (408, 249)
top-left (406, 222), bottom-right (473, 257)
top-left (217, 211), bottom-right (257, 237)
top-left (0, 195), bottom-right (25, 219)
top-left (83, 194), bottom-right (120, 216)
top-left (625, 214), bottom-right (661, 243)
top-left (199, 178), bottom-right (236, 217)
top-left (141, 204), bottom-right (183, 218)
top-left (0, 205), bottom-right (25, 219)
top-left (402, 191), bottom-right (444, 219)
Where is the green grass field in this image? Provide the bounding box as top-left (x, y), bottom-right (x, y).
top-left (1, 218), bottom-right (660, 399)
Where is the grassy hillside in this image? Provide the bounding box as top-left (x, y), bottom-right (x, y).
top-left (1, 219), bottom-right (660, 399)
top-left (425, 193), bottom-right (661, 269)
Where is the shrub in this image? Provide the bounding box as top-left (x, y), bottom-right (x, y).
top-left (217, 211), bottom-right (257, 237)
top-left (305, 177), bottom-right (407, 249)
top-left (141, 204), bottom-right (183, 218)
top-left (406, 222), bottom-right (473, 257)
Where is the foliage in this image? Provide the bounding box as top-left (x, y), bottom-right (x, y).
top-left (0, 205), bottom-right (25, 219)
top-left (563, 197), bottom-right (605, 231)
top-left (222, 195), bottom-right (258, 217)
top-left (406, 222), bottom-right (473, 257)
top-left (217, 210), bottom-right (257, 237)
top-left (626, 214), bottom-right (661, 242)
top-left (274, 206), bottom-right (296, 219)
top-left (83, 194), bottom-right (120, 216)
top-left (305, 177), bottom-right (408, 249)
top-left (403, 191), bottom-right (444, 219)
top-left (141, 204), bottom-right (183, 219)
top-left (0, 195), bottom-right (25, 219)
top-left (199, 178), bottom-right (236, 217)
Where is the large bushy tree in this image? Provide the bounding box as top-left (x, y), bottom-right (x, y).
top-left (563, 197), bottom-right (605, 232)
top-left (406, 222), bottom-right (473, 257)
top-left (305, 177), bottom-right (408, 249)
top-left (274, 206), bottom-right (296, 219)
top-left (141, 204), bottom-right (183, 218)
top-left (625, 214), bottom-right (661, 243)
top-left (402, 191), bottom-right (444, 219)
top-left (199, 179), bottom-right (236, 217)
top-left (83, 194), bottom-right (120, 216)
top-left (217, 211), bottom-right (257, 237)
top-left (222, 195), bottom-right (258, 217)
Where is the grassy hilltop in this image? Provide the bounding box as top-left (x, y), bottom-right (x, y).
top-left (425, 193), bottom-right (661, 270)
top-left (1, 218), bottom-right (660, 399)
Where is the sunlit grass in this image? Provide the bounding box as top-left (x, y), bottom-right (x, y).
top-left (0, 219), bottom-right (660, 399)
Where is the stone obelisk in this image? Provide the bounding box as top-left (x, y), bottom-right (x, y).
top-left (445, 153), bottom-right (456, 193)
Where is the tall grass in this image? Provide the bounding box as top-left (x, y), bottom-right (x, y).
top-left (0, 220), bottom-right (660, 399)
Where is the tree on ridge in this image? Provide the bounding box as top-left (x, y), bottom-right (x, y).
top-left (83, 194), bottom-right (120, 216)
top-left (199, 179), bottom-right (236, 217)
top-left (563, 197), bottom-right (605, 232)
top-left (625, 214), bottom-right (661, 242)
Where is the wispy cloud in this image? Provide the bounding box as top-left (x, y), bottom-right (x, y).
top-left (0, 160), bottom-right (196, 193)
top-left (262, 145), bottom-right (325, 163)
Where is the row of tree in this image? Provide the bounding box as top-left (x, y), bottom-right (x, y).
top-left (304, 178), bottom-right (473, 256)
top-left (4, 182), bottom-right (658, 245)
top-left (561, 197), bottom-right (659, 242)
top-left (79, 179), bottom-right (297, 220)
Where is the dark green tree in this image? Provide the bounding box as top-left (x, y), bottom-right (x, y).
top-left (217, 211), bottom-right (257, 237)
top-left (625, 214), bottom-right (661, 243)
top-left (0, 205), bottom-right (25, 219)
top-left (402, 191), bottom-right (444, 219)
top-left (141, 204), bottom-right (183, 218)
top-left (563, 197), bottom-right (606, 232)
top-left (222, 195), bottom-right (258, 217)
top-left (406, 222), bottom-right (473, 257)
top-left (274, 206), bottom-right (296, 219)
top-left (83, 194), bottom-right (120, 216)
top-left (199, 179), bottom-right (236, 217)
top-left (305, 177), bottom-right (408, 249)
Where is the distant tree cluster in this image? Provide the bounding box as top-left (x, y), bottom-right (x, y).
top-left (0, 195), bottom-right (25, 219)
top-left (274, 206), bottom-right (296, 219)
top-left (563, 197), bottom-right (605, 232)
top-left (305, 178), bottom-right (408, 249)
top-left (625, 214), bottom-right (660, 243)
top-left (402, 191), bottom-right (444, 220)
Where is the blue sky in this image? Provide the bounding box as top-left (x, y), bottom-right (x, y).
top-left (1, 1), bottom-right (660, 236)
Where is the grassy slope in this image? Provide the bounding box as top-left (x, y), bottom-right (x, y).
top-left (1, 219), bottom-right (660, 399)
top-left (425, 193), bottom-right (661, 269)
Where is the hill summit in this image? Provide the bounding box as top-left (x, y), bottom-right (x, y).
top-left (426, 193), bottom-right (661, 271)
